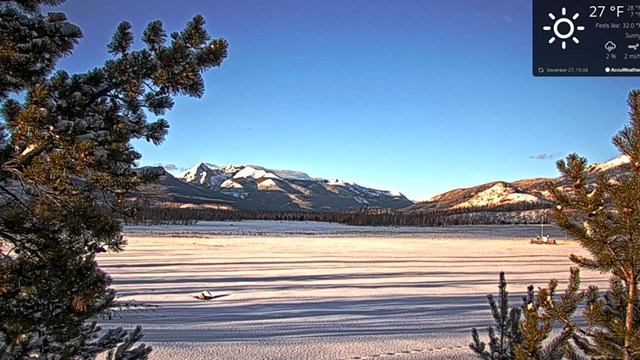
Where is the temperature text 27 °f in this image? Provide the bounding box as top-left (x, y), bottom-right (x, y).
top-left (590, 5), bottom-right (626, 17)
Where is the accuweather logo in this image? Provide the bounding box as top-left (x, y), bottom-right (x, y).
top-left (542, 7), bottom-right (585, 49)
top-left (605, 67), bottom-right (640, 73)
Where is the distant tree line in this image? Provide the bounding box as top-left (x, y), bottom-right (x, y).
top-left (125, 201), bottom-right (553, 227)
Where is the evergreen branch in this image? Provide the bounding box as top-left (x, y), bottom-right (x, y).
top-left (0, 183), bottom-right (31, 214)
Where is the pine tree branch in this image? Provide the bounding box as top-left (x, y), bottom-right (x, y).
top-left (0, 183), bottom-right (30, 212)
top-left (1, 139), bottom-right (53, 177)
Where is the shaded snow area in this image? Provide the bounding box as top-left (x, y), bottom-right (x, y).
top-left (99, 223), bottom-right (601, 359)
top-left (123, 221), bottom-right (568, 239)
top-left (326, 180), bottom-right (404, 199)
top-left (269, 169), bottom-right (312, 181)
top-left (454, 183), bottom-right (539, 209)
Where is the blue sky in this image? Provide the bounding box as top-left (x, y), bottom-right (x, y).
top-left (54, 0), bottom-right (638, 201)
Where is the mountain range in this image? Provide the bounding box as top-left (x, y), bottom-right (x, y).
top-left (134, 156), bottom-right (631, 213)
top-left (135, 163), bottom-right (412, 211)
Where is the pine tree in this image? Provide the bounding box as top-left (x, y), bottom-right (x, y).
top-left (471, 270), bottom-right (584, 360)
top-left (512, 268), bottom-right (584, 360)
top-left (0, 0), bottom-right (228, 358)
top-left (470, 272), bottom-right (523, 360)
top-left (550, 89), bottom-right (640, 360)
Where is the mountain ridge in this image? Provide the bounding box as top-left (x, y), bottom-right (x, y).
top-left (137, 162), bottom-right (412, 211)
top-left (135, 155), bottom-right (631, 213)
top-left (405, 155), bottom-right (631, 212)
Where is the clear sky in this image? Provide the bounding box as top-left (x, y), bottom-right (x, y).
top-left (53, 0), bottom-right (639, 201)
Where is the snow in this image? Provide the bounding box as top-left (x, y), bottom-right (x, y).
top-left (21, 144), bottom-right (36, 156)
top-left (354, 196), bottom-right (369, 204)
top-left (587, 154), bottom-right (630, 173)
top-left (327, 180), bottom-right (403, 198)
top-left (232, 166), bottom-right (281, 181)
top-left (207, 172), bottom-right (233, 188)
top-left (263, 172), bottom-right (280, 179)
top-left (257, 178), bottom-right (278, 189)
top-left (368, 187), bottom-right (403, 197)
top-left (455, 183), bottom-right (539, 208)
top-left (220, 179), bottom-right (243, 189)
top-left (59, 23), bottom-right (81, 37)
top-left (95, 222), bottom-right (602, 360)
top-left (217, 165), bottom-right (310, 182)
top-left (55, 120), bottom-right (74, 132)
top-left (177, 163), bottom-right (220, 183)
top-left (270, 169), bottom-right (312, 181)
top-left (504, 192), bottom-right (539, 202)
top-left (233, 166), bottom-right (264, 179)
top-left (328, 179), bottom-right (354, 186)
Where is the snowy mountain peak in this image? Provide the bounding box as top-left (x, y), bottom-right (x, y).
top-left (586, 155), bottom-right (631, 173)
top-left (177, 162), bottom-right (226, 186)
top-left (178, 162), bottom-right (219, 183)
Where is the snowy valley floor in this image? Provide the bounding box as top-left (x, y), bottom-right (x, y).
top-left (98, 222), bottom-right (602, 360)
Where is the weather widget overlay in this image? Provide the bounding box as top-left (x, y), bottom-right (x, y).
top-left (533, 1), bottom-right (640, 76)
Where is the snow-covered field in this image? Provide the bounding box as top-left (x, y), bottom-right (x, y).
top-left (98, 221), bottom-right (600, 360)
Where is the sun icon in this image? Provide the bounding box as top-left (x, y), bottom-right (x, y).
top-left (543, 7), bottom-right (585, 50)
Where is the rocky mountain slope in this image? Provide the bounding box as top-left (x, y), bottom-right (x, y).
top-left (136, 163), bottom-right (412, 211)
top-left (404, 155), bottom-right (630, 213)
top-left (132, 166), bottom-right (237, 209)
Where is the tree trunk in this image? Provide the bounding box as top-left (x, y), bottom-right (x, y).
top-left (625, 277), bottom-right (637, 360)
